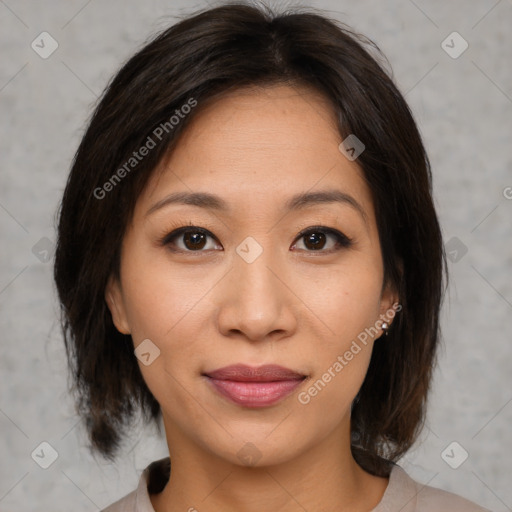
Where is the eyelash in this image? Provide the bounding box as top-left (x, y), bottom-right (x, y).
top-left (158, 223), bottom-right (353, 254)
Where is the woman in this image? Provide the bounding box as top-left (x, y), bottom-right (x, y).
top-left (53, 3), bottom-right (490, 511)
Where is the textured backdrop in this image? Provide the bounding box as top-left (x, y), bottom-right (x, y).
top-left (1, 0), bottom-right (511, 510)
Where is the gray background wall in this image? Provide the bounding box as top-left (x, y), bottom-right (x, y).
top-left (1, 0), bottom-right (511, 510)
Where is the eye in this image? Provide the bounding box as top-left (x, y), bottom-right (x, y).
top-left (160, 226), bottom-right (221, 252)
top-left (159, 225), bottom-right (352, 253)
top-left (291, 226), bottom-right (353, 252)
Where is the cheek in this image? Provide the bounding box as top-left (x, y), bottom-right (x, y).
top-left (295, 261), bottom-right (383, 405)
top-left (302, 260), bottom-right (384, 346)
top-left (119, 255), bottom-right (209, 417)
top-left (118, 245), bottom-right (221, 389)
top-left (119, 244), bottom-right (215, 342)
top-left (296, 292), bottom-right (378, 431)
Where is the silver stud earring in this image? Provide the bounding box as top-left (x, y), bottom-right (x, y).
top-left (381, 322), bottom-right (389, 336)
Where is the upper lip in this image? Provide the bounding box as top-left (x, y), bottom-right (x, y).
top-left (204, 364), bottom-right (306, 382)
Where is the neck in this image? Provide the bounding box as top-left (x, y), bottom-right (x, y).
top-left (150, 415), bottom-right (389, 512)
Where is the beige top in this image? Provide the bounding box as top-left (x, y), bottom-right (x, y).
top-left (102, 457), bottom-right (490, 511)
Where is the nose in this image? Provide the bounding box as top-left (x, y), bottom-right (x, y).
top-left (215, 245), bottom-right (298, 343)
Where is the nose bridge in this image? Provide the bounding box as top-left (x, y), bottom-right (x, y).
top-left (216, 236), bottom-right (295, 341)
top-left (235, 239), bottom-right (280, 295)
top-left (234, 236), bottom-right (284, 307)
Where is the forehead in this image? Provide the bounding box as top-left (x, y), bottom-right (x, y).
top-left (137, 84), bottom-right (375, 222)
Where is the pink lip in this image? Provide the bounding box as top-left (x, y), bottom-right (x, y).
top-left (203, 364), bottom-right (306, 408)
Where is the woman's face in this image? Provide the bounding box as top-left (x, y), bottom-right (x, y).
top-left (106, 84), bottom-right (397, 467)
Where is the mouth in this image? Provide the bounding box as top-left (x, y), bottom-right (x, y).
top-left (202, 364), bottom-right (307, 408)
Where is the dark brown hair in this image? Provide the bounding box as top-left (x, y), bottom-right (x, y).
top-left (53, 1), bottom-right (447, 476)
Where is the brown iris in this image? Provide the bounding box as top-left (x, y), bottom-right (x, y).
top-left (303, 231), bottom-right (326, 250)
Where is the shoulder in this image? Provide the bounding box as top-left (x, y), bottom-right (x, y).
top-left (375, 464), bottom-right (491, 512)
top-left (102, 489), bottom-right (138, 512)
top-left (414, 479), bottom-right (491, 512)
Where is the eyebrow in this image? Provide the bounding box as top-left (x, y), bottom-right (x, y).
top-left (145, 189), bottom-right (368, 224)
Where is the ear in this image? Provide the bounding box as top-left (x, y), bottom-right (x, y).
top-left (378, 262), bottom-right (402, 329)
top-left (105, 275), bottom-right (131, 335)
top-left (379, 280), bottom-right (399, 321)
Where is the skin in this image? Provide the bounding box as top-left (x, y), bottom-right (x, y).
top-left (106, 84), bottom-right (398, 512)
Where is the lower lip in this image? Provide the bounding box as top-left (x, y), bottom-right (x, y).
top-left (205, 377), bottom-right (305, 407)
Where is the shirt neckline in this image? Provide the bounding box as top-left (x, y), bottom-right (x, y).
top-left (136, 457), bottom-right (410, 512)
